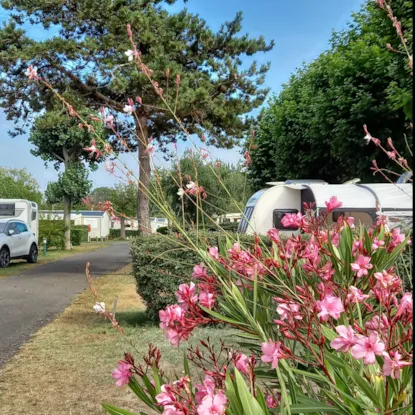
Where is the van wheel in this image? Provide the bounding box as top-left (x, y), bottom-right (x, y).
top-left (27, 244), bottom-right (38, 264)
top-left (0, 247), bottom-right (10, 268)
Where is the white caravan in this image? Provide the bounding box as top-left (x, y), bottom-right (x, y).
top-left (237, 180), bottom-right (413, 236)
top-left (0, 199), bottom-right (39, 243)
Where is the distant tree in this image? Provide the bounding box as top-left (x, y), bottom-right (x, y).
top-left (0, 0), bottom-right (273, 233)
top-left (30, 106), bottom-right (105, 249)
top-left (89, 187), bottom-right (114, 207)
top-left (160, 152), bottom-right (250, 224)
top-left (0, 167), bottom-right (42, 205)
top-left (248, 0), bottom-right (412, 190)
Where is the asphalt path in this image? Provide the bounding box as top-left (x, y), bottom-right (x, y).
top-left (0, 241), bottom-right (131, 368)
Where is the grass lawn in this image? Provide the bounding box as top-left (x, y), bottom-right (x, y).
top-left (0, 241), bottom-right (114, 278)
top-left (0, 265), bottom-right (235, 414)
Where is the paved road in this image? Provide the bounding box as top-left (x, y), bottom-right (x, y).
top-left (0, 242), bottom-right (131, 368)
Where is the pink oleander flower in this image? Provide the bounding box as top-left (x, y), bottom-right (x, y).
top-left (197, 390), bottom-right (227, 415)
top-left (316, 295), bottom-right (344, 321)
top-left (351, 332), bottom-right (385, 365)
top-left (330, 325), bottom-right (357, 352)
top-left (351, 254), bottom-right (373, 278)
top-left (192, 263), bottom-right (208, 279)
top-left (396, 292), bottom-right (413, 317)
top-left (371, 238), bottom-right (385, 251)
top-left (199, 291), bottom-right (215, 309)
top-left (266, 394), bottom-right (278, 409)
top-left (281, 212), bottom-right (303, 229)
top-left (346, 216), bottom-right (355, 228)
top-left (208, 247), bottom-right (219, 260)
top-left (318, 261), bottom-right (335, 280)
top-left (365, 314), bottom-right (389, 335)
top-left (374, 270), bottom-right (401, 291)
top-left (261, 340), bottom-right (285, 368)
top-left (325, 196), bottom-right (343, 213)
top-left (159, 305), bottom-right (185, 331)
top-left (112, 361), bottom-right (132, 387)
top-left (267, 228), bottom-right (280, 243)
top-left (276, 301), bottom-right (303, 321)
top-left (176, 282), bottom-right (198, 306)
top-left (352, 240), bottom-right (363, 255)
top-left (156, 385), bottom-right (176, 406)
top-left (235, 354), bottom-right (249, 374)
top-left (346, 286), bottom-right (370, 304)
top-left (195, 376), bottom-right (216, 405)
top-left (104, 114), bottom-right (115, 128)
top-left (330, 231), bottom-right (340, 247)
top-left (83, 139), bottom-right (103, 159)
top-left (162, 406), bottom-right (185, 415)
top-left (383, 352), bottom-right (412, 379)
top-left (390, 228), bottom-right (405, 248)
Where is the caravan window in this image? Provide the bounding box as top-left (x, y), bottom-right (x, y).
top-left (32, 211), bottom-right (37, 221)
top-left (0, 204), bottom-right (15, 216)
top-left (273, 209), bottom-right (299, 230)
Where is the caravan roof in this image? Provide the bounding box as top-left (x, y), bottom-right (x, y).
top-left (358, 183), bottom-right (412, 211)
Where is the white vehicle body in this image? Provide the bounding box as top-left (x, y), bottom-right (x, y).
top-left (0, 199), bottom-right (39, 243)
top-left (0, 218), bottom-right (38, 268)
top-left (238, 180), bottom-right (413, 236)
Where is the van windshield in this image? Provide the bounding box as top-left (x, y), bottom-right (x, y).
top-left (0, 223), bottom-right (6, 234)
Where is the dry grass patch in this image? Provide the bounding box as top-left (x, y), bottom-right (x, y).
top-left (0, 264), bottom-right (234, 415)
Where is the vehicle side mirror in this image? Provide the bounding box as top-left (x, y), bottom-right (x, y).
top-left (8, 229), bottom-right (15, 236)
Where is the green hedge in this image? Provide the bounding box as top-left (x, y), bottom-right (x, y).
top-left (72, 225), bottom-right (88, 243)
top-left (131, 232), bottom-right (263, 320)
top-left (70, 229), bottom-right (82, 246)
top-left (109, 228), bottom-right (140, 239)
top-left (39, 220), bottom-right (67, 250)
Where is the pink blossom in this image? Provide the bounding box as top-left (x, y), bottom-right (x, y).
top-left (197, 390), bottom-right (227, 415)
top-left (192, 263), bottom-right (208, 279)
top-left (316, 296), bottom-right (344, 321)
top-left (266, 395), bottom-right (278, 409)
top-left (93, 302), bottom-right (105, 313)
top-left (267, 228), bottom-right (280, 243)
top-left (156, 385), bottom-right (176, 406)
top-left (352, 240), bottom-right (363, 255)
top-left (365, 314), bottom-right (389, 335)
top-left (276, 301), bottom-right (302, 321)
top-left (374, 270), bottom-right (401, 292)
top-left (83, 139), bottom-right (103, 159)
top-left (351, 254), bottom-right (373, 278)
top-left (199, 291), bottom-right (215, 309)
top-left (162, 407), bottom-right (185, 415)
top-left (25, 65), bottom-right (38, 80)
top-left (330, 231), bottom-right (340, 247)
top-left (234, 354), bottom-right (249, 374)
top-left (112, 361), bottom-right (132, 387)
top-left (383, 352), bottom-right (412, 379)
top-left (281, 212), bottom-right (303, 229)
top-left (208, 247), bottom-right (220, 260)
top-left (346, 216), bottom-right (355, 228)
top-left (330, 325), bottom-right (357, 352)
top-left (346, 286), bottom-right (370, 304)
top-left (390, 228), bottom-right (405, 248)
top-left (159, 305), bottom-right (185, 331)
top-left (261, 340), bottom-right (285, 368)
top-left (104, 114), bottom-right (115, 128)
top-left (396, 293), bottom-right (412, 317)
top-left (318, 262), bottom-right (335, 280)
top-left (325, 196), bottom-right (343, 213)
top-left (351, 332), bottom-right (385, 365)
top-left (371, 238), bottom-right (385, 251)
top-left (176, 282), bottom-right (198, 306)
top-left (123, 104), bottom-right (134, 115)
top-left (195, 376), bottom-right (215, 404)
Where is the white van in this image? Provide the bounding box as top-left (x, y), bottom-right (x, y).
top-left (238, 180), bottom-right (413, 236)
top-left (0, 199), bottom-right (39, 244)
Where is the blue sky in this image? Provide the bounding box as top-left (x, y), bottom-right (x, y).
top-left (0, 0), bottom-right (365, 191)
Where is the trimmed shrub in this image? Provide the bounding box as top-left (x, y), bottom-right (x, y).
top-left (156, 226), bottom-right (170, 235)
top-left (39, 220), bottom-right (67, 250)
top-left (72, 225), bottom-right (89, 243)
top-left (109, 229), bottom-right (140, 239)
top-left (70, 228), bottom-right (82, 246)
top-left (131, 232), bottom-right (266, 320)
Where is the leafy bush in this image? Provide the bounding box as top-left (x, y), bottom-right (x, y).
top-left (131, 232), bottom-right (265, 320)
top-left (156, 226), bottom-right (170, 235)
top-left (109, 229), bottom-right (140, 239)
top-left (38, 220), bottom-right (67, 250)
top-left (70, 228), bottom-right (82, 246)
top-left (72, 225), bottom-right (88, 243)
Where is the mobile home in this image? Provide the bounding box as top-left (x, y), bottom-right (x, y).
top-left (0, 199), bottom-right (39, 242)
top-left (237, 180), bottom-right (413, 236)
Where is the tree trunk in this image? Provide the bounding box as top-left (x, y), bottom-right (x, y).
top-left (136, 116), bottom-right (151, 234)
top-left (63, 195), bottom-right (71, 250)
top-left (120, 217), bottom-right (126, 239)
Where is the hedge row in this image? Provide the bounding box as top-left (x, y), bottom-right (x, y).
top-left (109, 229), bottom-right (140, 239)
top-left (131, 232), bottom-right (264, 320)
top-left (39, 220), bottom-right (89, 249)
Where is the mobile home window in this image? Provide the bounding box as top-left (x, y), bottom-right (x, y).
top-left (31, 211), bottom-right (37, 221)
top-left (273, 209), bottom-right (299, 230)
top-left (0, 204), bottom-right (15, 216)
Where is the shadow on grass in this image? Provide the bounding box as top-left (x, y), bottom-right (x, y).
top-left (115, 310), bottom-right (157, 327)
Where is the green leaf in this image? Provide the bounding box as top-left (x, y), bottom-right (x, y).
top-left (102, 403), bottom-right (139, 415)
top-left (225, 372), bottom-right (244, 415)
top-left (234, 369), bottom-right (266, 415)
top-left (347, 368), bottom-right (383, 410)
